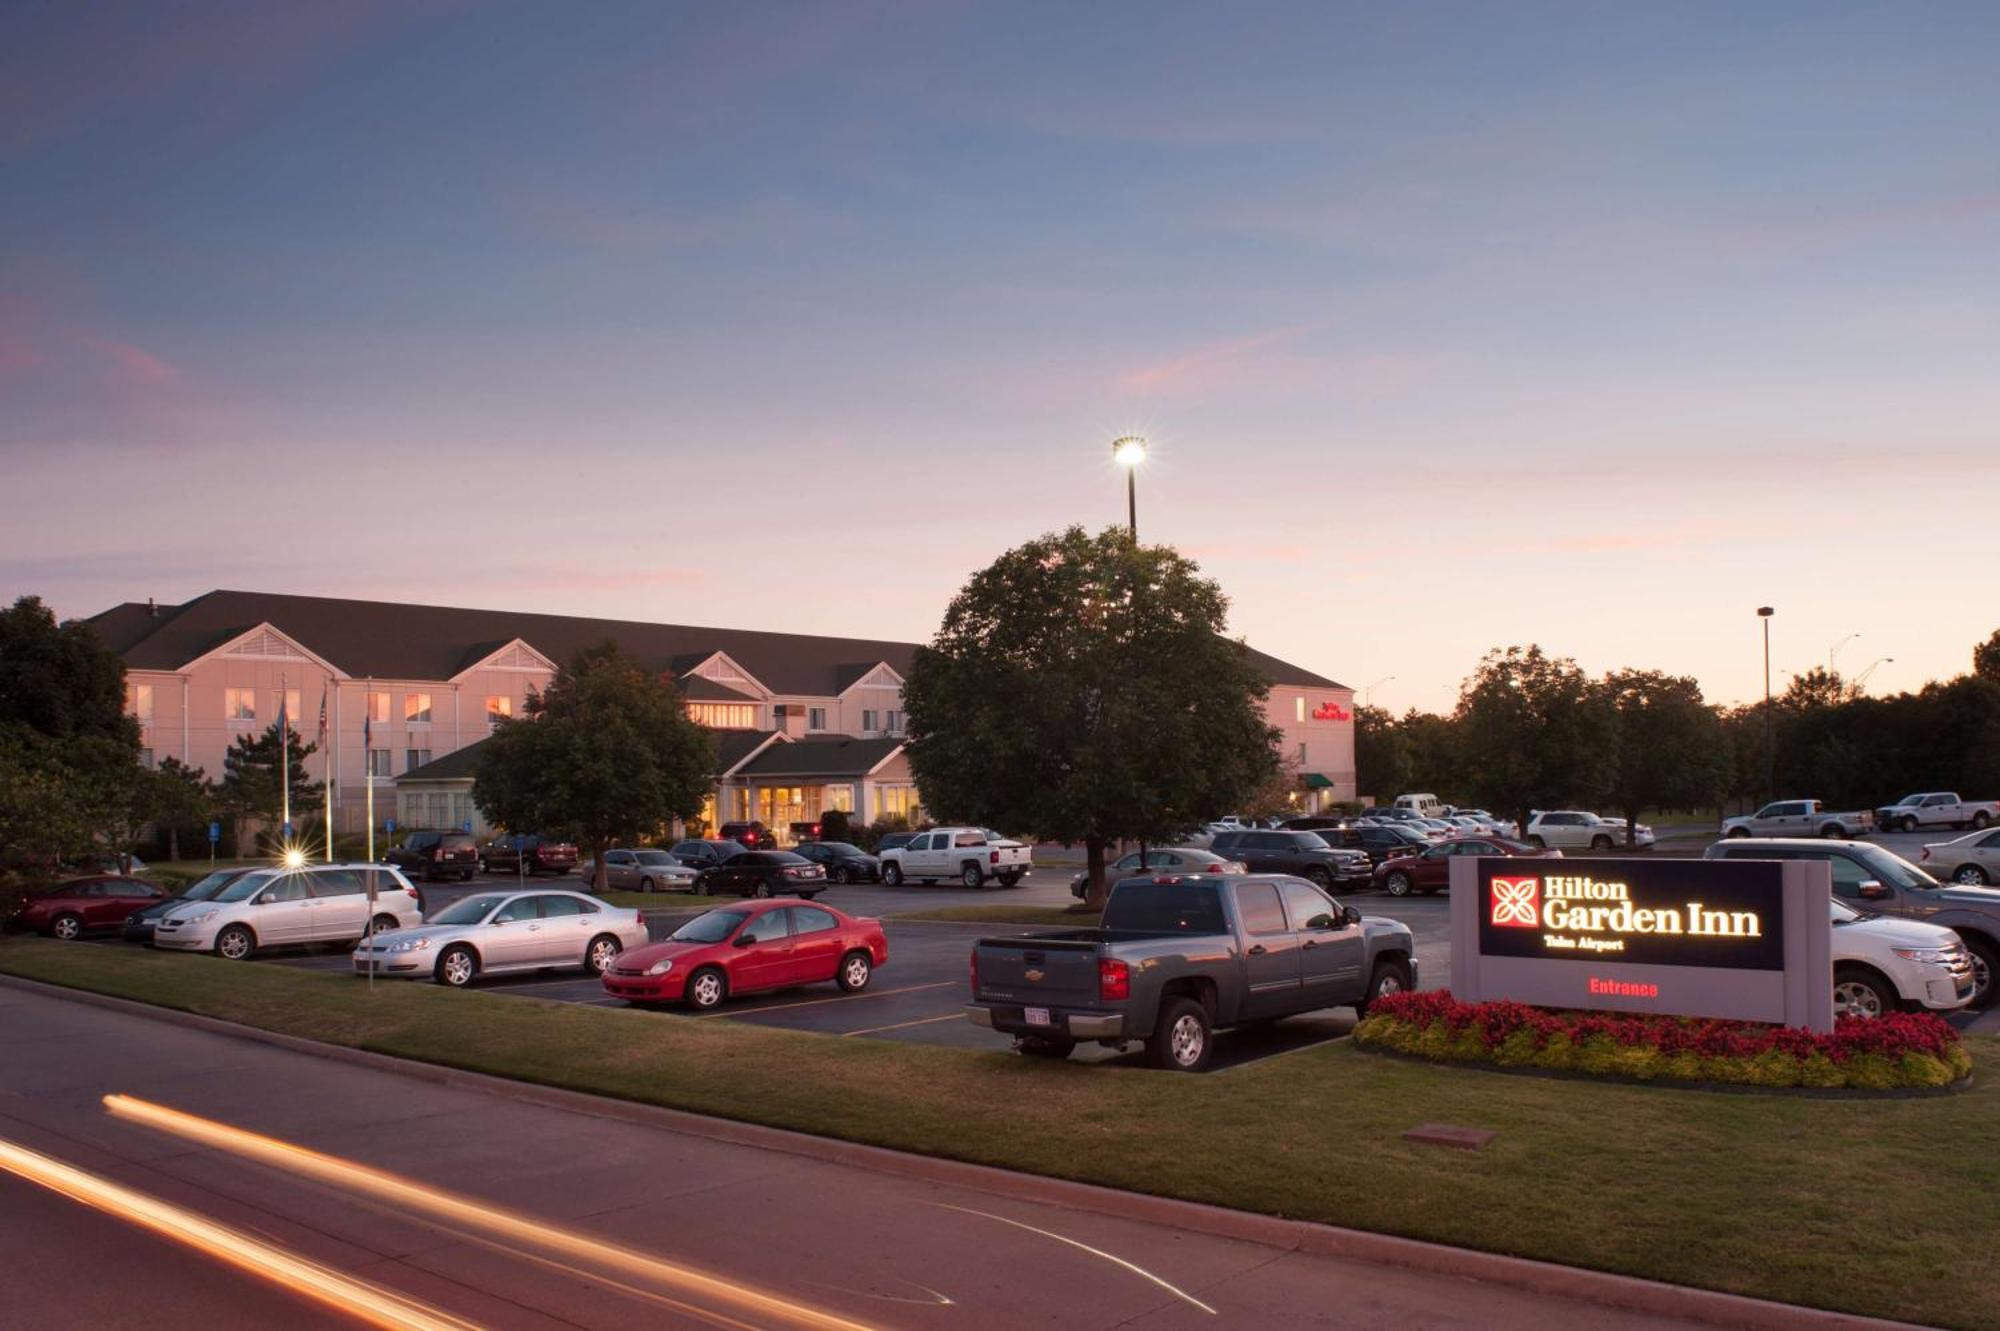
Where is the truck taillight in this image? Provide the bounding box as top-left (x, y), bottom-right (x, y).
top-left (990, 850), bottom-right (1000, 865)
top-left (1099, 958), bottom-right (1130, 1002)
top-left (969, 947), bottom-right (980, 992)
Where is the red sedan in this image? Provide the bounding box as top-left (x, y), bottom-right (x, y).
top-left (603, 899), bottom-right (887, 1010)
top-left (1372, 836), bottom-right (1559, 897)
top-left (4, 875), bottom-right (170, 939)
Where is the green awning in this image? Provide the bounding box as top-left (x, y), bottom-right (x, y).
top-left (1300, 772), bottom-right (1333, 789)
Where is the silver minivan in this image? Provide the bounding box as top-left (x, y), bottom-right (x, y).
top-left (152, 864), bottom-right (425, 960)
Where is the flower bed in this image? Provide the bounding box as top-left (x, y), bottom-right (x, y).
top-left (1354, 990), bottom-right (1972, 1090)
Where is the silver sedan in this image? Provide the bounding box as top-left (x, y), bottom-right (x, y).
top-left (354, 889), bottom-right (649, 987)
top-left (580, 848), bottom-right (699, 893)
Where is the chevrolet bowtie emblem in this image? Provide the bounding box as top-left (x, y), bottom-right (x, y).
top-left (1024, 968), bottom-right (1044, 982)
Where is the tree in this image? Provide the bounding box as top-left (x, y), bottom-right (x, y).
top-left (1453, 646), bottom-right (1612, 834)
top-left (902, 526), bottom-right (1280, 907)
top-left (474, 641), bottom-right (715, 891)
top-left (818, 807), bottom-right (853, 845)
top-left (1975, 629), bottom-right (2000, 683)
top-left (1352, 705), bottom-right (1410, 803)
top-left (218, 723), bottom-right (323, 852)
top-left (1597, 670), bottom-right (1724, 845)
top-left (0, 595), bottom-right (137, 744)
top-left (145, 757), bottom-right (216, 861)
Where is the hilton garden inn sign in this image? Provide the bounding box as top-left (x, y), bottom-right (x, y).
top-left (1449, 856), bottom-right (1835, 1032)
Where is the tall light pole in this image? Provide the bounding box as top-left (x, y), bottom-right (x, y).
top-left (1758, 607), bottom-right (1775, 801)
top-left (1829, 632), bottom-right (1859, 674)
top-left (1856, 657), bottom-right (1893, 691)
top-left (1363, 676), bottom-right (1394, 708)
top-left (1112, 436), bottom-right (1146, 538)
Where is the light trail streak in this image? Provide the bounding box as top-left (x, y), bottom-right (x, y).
top-left (105, 1095), bottom-right (879, 1331)
top-left (930, 1202), bottom-right (1219, 1316)
top-left (0, 1136), bottom-right (483, 1331)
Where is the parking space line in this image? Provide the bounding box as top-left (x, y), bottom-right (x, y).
top-left (695, 980), bottom-right (956, 1019)
top-left (840, 1013), bottom-right (963, 1038)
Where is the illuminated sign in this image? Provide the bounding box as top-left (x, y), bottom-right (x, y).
top-left (1311, 701), bottom-right (1351, 721)
top-left (1450, 856), bottom-right (1832, 1030)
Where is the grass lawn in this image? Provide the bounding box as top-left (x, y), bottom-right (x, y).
top-left (891, 904), bottom-right (1101, 927)
top-left (2, 938), bottom-right (1993, 1328)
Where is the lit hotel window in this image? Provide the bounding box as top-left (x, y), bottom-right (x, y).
top-left (366, 690), bottom-right (391, 724)
top-left (1295, 696), bottom-right (1305, 722)
top-left (129, 683), bottom-right (154, 720)
top-left (688, 703), bottom-right (756, 729)
top-left (405, 692), bottom-right (432, 724)
top-left (487, 695), bottom-right (511, 722)
top-left (225, 688), bottom-right (256, 722)
top-left (270, 689), bottom-right (300, 725)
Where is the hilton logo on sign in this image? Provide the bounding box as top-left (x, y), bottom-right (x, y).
top-left (1490, 877), bottom-right (1540, 927)
top-left (1478, 862), bottom-right (1785, 971)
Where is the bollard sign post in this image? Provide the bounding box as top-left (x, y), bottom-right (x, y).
top-left (1450, 856), bottom-right (1834, 1032)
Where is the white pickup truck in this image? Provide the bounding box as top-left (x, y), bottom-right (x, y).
top-left (880, 827), bottom-right (1032, 888)
top-left (1721, 799), bottom-right (1873, 840)
top-left (1874, 793), bottom-right (1999, 834)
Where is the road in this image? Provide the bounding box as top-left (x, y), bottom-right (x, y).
top-left (0, 983), bottom-right (1708, 1330)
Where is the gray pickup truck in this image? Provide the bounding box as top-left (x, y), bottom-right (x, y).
top-left (964, 874), bottom-right (1416, 1071)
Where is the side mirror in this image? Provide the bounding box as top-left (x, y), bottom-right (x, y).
top-left (1342, 905), bottom-right (1362, 927)
top-left (1857, 881), bottom-right (1891, 900)
top-left (733, 934), bottom-right (757, 948)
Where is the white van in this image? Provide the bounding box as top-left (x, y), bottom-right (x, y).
top-left (1393, 793), bottom-right (1444, 818)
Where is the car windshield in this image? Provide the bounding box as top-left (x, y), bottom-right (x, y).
top-left (213, 871), bottom-right (278, 903)
top-left (635, 851), bottom-right (676, 865)
top-left (430, 894), bottom-right (510, 925)
top-left (671, 909), bottom-right (751, 943)
top-left (1291, 832), bottom-right (1331, 850)
top-left (1857, 846), bottom-right (1941, 890)
top-left (178, 870), bottom-right (245, 901)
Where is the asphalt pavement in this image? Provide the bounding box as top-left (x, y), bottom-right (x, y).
top-left (0, 984), bottom-right (1711, 1330)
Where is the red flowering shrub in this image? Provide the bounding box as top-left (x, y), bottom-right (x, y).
top-left (1356, 990), bottom-right (1970, 1089)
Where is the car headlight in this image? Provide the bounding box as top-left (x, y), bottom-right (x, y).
top-left (389, 938), bottom-right (431, 953)
top-left (1892, 946), bottom-right (1959, 963)
top-left (646, 958), bottom-right (674, 976)
top-left (187, 909), bottom-right (218, 925)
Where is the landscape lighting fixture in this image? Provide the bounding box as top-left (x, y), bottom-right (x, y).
top-left (1111, 435), bottom-right (1147, 538)
top-left (1112, 436), bottom-right (1148, 468)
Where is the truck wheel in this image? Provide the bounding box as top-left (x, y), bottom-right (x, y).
top-left (1964, 937), bottom-right (1998, 1009)
top-left (1726, 827), bottom-right (1751, 838)
top-left (1304, 866), bottom-right (1332, 888)
top-left (1018, 1036), bottom-right (1075, 1059)
top-left (1975, 812), bottom-right (1993, 830)
top-left (1528, 835), bottom-right (1547, 849)
top-left (1819, 824), bottom-right (1844, 838)
top-left (1355, 958), bottom-right (1412, 1017)
top-left (882, 862), bottom-right (903, 886)
top-left (1832, 965), bottom-right (1893, 1020)
top-left (998, 872), bottom-right (1022, 888)
top-left (960, 863), bottom-right (984, 889)
top-left (1148, 997), bottom-right (1213, 1073)
top-left (1899, 816), bottom-right (1919, 833)
top-left (1384, 871), bottom-right (1413, 897)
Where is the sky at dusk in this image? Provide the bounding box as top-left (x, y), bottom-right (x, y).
top-left (4, 1), bottom-right (1996, 712)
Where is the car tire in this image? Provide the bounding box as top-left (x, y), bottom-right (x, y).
top-left (1975, 812), bottom-right (1994, 830)
top-left (435, 944), bottom-right (478, 987)
top-left (214, 924), bottom-right (255, 961)
top-left (1149, 997), bottom-right (1213, 1073)
top-left (1832, 965), bottom-right (1895, 1020)
top-left (639, 876), bottom-right (656, 893)
top-left (882, 863), bottom-right (904, 886)
top-left (48, 912), bottom-right (84, 941)
top-left (1964, 935), bottom-right (1999, 1009)
top-left (999, 872), bottom-right (1022, 888)
top-left (1819, 824), bottom-right (1844, 838)
top-left (686, 966), bottom-right (728, 1011)
top-left (1726, 827), bottom-right (1750, 839)
top-left (1952, 864), bottom-right (1990, 885)
top-left (1384, 871), bottom-right (1413, 897)
top-left (836, 949), bottom-right (873, 992)
top-left (1899, 816), bottom-right (1919, 833)
top-left (461, 869), bottom-right (475, 882)
top-left (1590, 834), bottom-right (1614, 851)
top-left (754, 881), bottom-right (772, 899)
top-left (370, 914), bottom-right (399, 936)
top-left (693, 876), bottom-right (711, 896)
top-left (1018, 1036), bottom-right (1075, 1060)
top-left (1304, 866), bottom-right (1331, 888)
top-left (1528, 835), bottom-right (1547, 849)
top-left (1354, 957), bottom-right (1412, 1017)
top-left (584, 934), bottom-right (620, 976)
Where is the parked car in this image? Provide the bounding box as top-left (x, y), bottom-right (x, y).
top-left (1525, 811), bottom-right (1654, 850)
top-left (385, 830), bottom-right (481, 882)
top-left (1279, 816), bottom-right (1350, 834)
top-left (1704, 838), bottom-right (2000, 1007)
top-left (1920, 828), bottom-right (2000, 885)
top-left (1208, 829), bottom-right (1372, 888)
top-left (879, 827), bottom-right (1032, 888)
top-left (122, 867), bottom-right (256, 943)
top-left (965, 874), bottom-right (1416, 1071)
top-left (693, 850), bottom-right (828, 899)
top-left (355, 889), bottom-right (647, 986)
top-left (1409, 817), bottom-right (1458, 840)
top-left (1874, 792), bottom-right (1999, 833)
top-left (1373, 836), bottom-right (1560, 897)
top-left (666, 838), bottom-right (748, 871)
top-left (1721, 800), bottom-right (1873, 840)
top-left (1824, 897), bottom-right (1975, 1018)
top-left (603, 899), bottom-right (887, 1009)
top-left (1069, 848), bottom-right (1245, 900)
top-left (153, 864), bottom-right (424, 960)
top-left (478, 834), bottom-right (578, 876)
top-left (791, 840), bottom-right (882, 884)
top-left (717, 820), bottom-right (776, 850)
top-left (5, 875), bottom-right (169, 940)
top-left (580, 848), bottom-right (697, 892)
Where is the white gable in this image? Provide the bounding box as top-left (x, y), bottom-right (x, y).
top-left (683, 651), bottom-right (769, 698)
top-left (454, 638), bottom-right (558, 679)
top-left (196, 622), bottom-right (345, 677)
top-left (844, 662), bottom-right (904, 694)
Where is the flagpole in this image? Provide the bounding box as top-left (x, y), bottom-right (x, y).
top-left (321, 684), bottom-right (334, 863)
top-left (280, 672), bottom-right (290, 846)
top-left (364, 678), bottom-right (375, 866)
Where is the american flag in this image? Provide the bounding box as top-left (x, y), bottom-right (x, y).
top-left (316, 686), bottom-right (328, 747)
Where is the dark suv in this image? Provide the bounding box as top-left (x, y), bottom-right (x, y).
top-left (1208, 829), bottom-right (1372, 887)
top-left (479, 834), bottom-right (578, 876)
top-left (387, 830), bottom-right (480, 882)
top-left (668, 838), bottom-right (748, 871)
top-left (717, 820), bottom-right (775, 850)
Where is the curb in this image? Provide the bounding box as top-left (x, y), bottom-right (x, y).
top-left (0, 972), bottom-right (1928, 1331)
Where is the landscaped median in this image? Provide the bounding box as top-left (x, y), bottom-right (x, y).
top-left (888, 903), bottom-right (1098, 927)
top-left (4, 938), bottom-right (1996, 1329)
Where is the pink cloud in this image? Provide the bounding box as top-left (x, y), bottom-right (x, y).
top-left (506, 564), bottom-right (710, 595)
top-left (86, 336), bottom-right (180, 388)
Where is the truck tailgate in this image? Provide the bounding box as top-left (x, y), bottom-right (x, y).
top-left (975, 936), bottom-right (1098, 1007)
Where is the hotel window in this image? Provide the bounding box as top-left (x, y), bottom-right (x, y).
top-left (128, 683), bottom-right (154, 720)
top-left (271, 689), bottom-right (300, 726)
top-left (406, 749), bottom-right (432, 773)
top-left (807, 707), bottom-right (827, 731)
top-left (225, 688), bottom-right (256, 722)
top-left (426, 792), bottom-right (450, 829)
top-left (876, 786), bottom-right (919, 822)
top-left (885, 710), bottom-right (902, 735)
top-left (138, 748), bottom-right (154, 769)
top-left (823, 784), bottom-right (855, 813)
top-left (486, 695), bottom-right (511, 723)
top-left (405, 692), bottom-right (432, 725)
top-left (367, 749), bottom-right (392, 778)
top-left (861, 709), bottom-right (878, 733)
top-left (687, 702), bottom-right (757, 728)
top-left (1295, 696), bottom-right (1306, 722)
top-left (366, 690), bottom-right (391, 724)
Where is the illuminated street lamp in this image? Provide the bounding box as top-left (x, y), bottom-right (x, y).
top-left (1758, 607), bottom-right (1775, 801)
top-left (1111, 435), bottom-right (1147, 538)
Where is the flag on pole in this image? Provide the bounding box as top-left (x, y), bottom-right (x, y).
top-left (316, 686), bottom-right (328, 748)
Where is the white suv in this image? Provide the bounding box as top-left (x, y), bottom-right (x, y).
top-left (1525, 810), bottom-right (1654, 850)
top-left (1827, 898), bottom-right (1976, 1018)
top-left (153, 864), bottom-right (424, 960)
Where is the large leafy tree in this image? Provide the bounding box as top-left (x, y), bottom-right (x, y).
top-left (146, 758), bottom-right (216, 861)
top-left (1453, 645), bottom-right (1612, 833)
top-left (1974, 629), bottom-right (2000, 683)
top-left (902, 526), bottom-right (1280, 907)
top-left (474, 641), bottom-right (715, 890)
top-left (218, 723), bottom-right (323, 850)
top-left (1352, 704), bottom-right (1410, 803)
top-left (1597, 669), bottom-right (1724, 845)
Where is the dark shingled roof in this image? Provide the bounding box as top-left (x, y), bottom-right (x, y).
top-left (680, 676), bottom-right (758, 702)
top-left (736, 736), bottom-right (904, 778)
top-left (92, 589), bottom-right (1344, 692)
top-left (713, 730), bottom-right (780, 771)
top-left (396, 740), bottom-right (490, 782)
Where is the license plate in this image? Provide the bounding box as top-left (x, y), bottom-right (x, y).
top-left (1025, 1006), bottom-right (1051, 1026)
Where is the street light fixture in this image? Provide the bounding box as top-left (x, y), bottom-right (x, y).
top-left (1855, 657), bottom-right (1894, 690)
top-left (1829, 632), bottom-right (1859, 674)
top-left (1757, 607), bottom-right (1775, 802)
top-left (1111, 435), bottom-right (1147, 538)
top-left (1362, 675), bottom-right (1394, 707)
